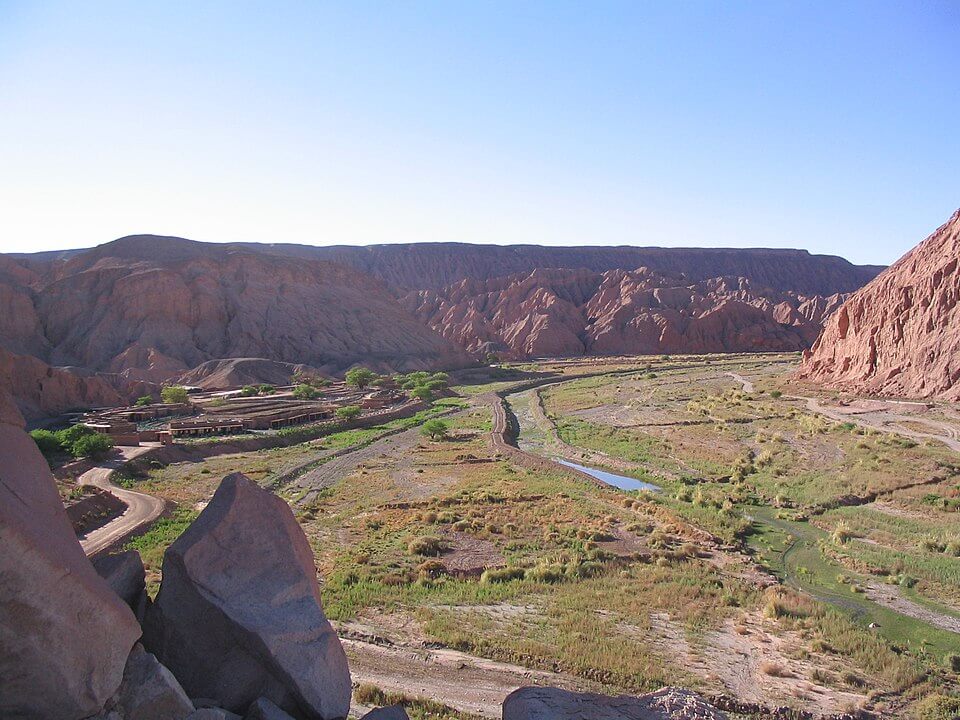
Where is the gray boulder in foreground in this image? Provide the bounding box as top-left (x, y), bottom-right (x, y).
top-left (0, 392), bottom-right (141, 720)
top-left (93, 550), bottom-right (148, 621)
top-left (144, 473), bottom-right (350, 719)
top-left (502, 687), bottom-right (726, 720)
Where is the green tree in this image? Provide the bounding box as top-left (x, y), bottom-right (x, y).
top-left (258, 384), bottom-right (276, 395)
top-left (345, 367), bottom-right (377, 389)
top-left (336, 405), bottom-right (362, 420)
top-left (134, 395), bottom-right (153, 407)
top-left (30, 429), bottom-right (62, 455)
top-left (161, 386), bottom-right (190, 404)
top-left (239, 385), bottom-right (259, 397)
top-left (421, 419), bottom-right (448, 441)
top-left (292, 384), bottom-right (319, 400)
top-left (54, 423), bottom-right (95, 447)
top-left (71, 433), bottom-right (114, 459)
top-left (410, 386), bottom-right (433, 402)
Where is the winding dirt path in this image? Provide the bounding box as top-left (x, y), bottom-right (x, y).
top-left (78, 445), bottom-right (167, 557)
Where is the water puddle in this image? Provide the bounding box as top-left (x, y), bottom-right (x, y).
top-left (557, 459), bottom-right (660, 492)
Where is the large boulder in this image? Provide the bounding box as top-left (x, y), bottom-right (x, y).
top-left (144, 473), bottom-right (350, 719)
top-left (93, 550), bottom-right (148, 621)
top-left (112, 644), bottom-right (195, 720)
top-left (502, 687), bottom-right (726, 720)
top-left (0, 391), bottom-right (141, 720)
top-left (245, 697), bottom-right (297, 720)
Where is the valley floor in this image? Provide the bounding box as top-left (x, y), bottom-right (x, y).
top-left (103, 354), bottom-right (960, 719)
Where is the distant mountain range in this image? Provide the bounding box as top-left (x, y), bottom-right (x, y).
top-left (1, 235), bottom-right (883, 418)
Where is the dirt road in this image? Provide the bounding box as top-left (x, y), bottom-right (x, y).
top-left (343, 635), bottom-right (586, 718)
top-left (78, 445), bottom-right (167, 557)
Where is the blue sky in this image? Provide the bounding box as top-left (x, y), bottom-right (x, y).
top-left (0, 1), bottom-right (957, 264)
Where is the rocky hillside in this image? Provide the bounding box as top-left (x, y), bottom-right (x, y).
top-left (799, 208), bottom-right (960, 399)
top-left (1, 237), bottom-right (469, 384)
top-left (403, 267), bottom-right (846, 359)
top-left (0, 235), bottom-right (882, 418)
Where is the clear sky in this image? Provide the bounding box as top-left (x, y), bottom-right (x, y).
top-left (0, 1), bottom-right (957, 264)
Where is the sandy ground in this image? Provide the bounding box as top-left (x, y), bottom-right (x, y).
top-left (78, 444), bottom-right (167, 557)
top-left (290, 410), bottom-right (469, 506)
top-left (339, 610), bottom-right (591, 718)
top-left (643, 611), bottom-right (867, 715)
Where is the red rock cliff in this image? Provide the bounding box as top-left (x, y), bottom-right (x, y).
top-left (799, 208), bottom-right (960, 399)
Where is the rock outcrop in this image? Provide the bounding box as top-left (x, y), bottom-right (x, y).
top-left (144, 473), bottom-right (351, 719)
top-left (502, 687), bottom-right (726, 720)
top-left (0, 345), bottom-right (125, 421)
top-left (404, 267), bottom-right (846, 359)
top-left (0, 391), bottom-right (141, 720)
top-left (800, 208), bottom-right (960, 399)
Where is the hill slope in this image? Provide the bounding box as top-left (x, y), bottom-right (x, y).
top-left (799, 209), bottom-right (960, 399)
top-left (1, 237), bottom-right (469, 383)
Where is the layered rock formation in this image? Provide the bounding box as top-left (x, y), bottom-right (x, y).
top-left (0, 391), bottom-right (141, 719)
top-left (800, 209), bottom-right (960, 399)
top-left (404, 267), bottom-right (845, 359)
top-left (144, 473), bottom-right (351, 719)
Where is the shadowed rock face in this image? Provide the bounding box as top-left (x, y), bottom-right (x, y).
top-left (0, 391), bottom-right (141, 720)
top-left (502, 686), bottom-right (726, 720)
top-left (144, 473), bottom-right (350, 720)
top-left (800, 209), bottom-right (960, 399)
top-left (403, 267), bottom-right (846, 359)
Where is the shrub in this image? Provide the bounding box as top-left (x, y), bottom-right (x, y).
top-left (912, 695), bottom-right (960, 720)
top-left (134, 395), bottom-right (153, 406)
top-left (292, 384), bottom-right (319, 400)
top-left (239, 385), bottom-right (259, 397)
top-left (71, 433), bottom-right (114, 459)
top-left (480, 566), bottom-right (525, 584)
top-left (408, 535), bottom-right (444, 556)
top-left (417, 559), bottom-right (447, 580)
top-left (421, 419), bottom-right (448, 441)
top-left (770, 390), bottom-right (782, 399)
top-left (30, 429), bottom-right (63, 455)
top-left (526, 564), bottom-right (566, 584)
top-left (160, 386), bottom-right (189, 404)
top-left (336, 405), bottom-right (362, 421)
top-left (258, 384), bottom-right (276, 395)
